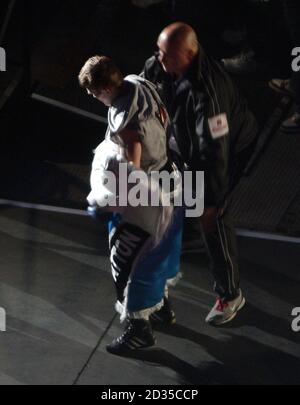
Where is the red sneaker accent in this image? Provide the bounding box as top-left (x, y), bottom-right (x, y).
top-left (216, 299), bottom-right (229, 312)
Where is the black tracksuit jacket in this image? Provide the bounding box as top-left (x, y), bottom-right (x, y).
top-left (142, 52), bottom-right (258, 207)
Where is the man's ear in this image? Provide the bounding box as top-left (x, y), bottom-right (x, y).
top-left (188, 49), bottom-right (196, 62)
top-left (103, 86), bottom-right (113, 94)
top-left (102, 87), bottom-right (109, 94)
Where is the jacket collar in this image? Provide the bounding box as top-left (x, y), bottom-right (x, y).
top-left (174, 52), bottom-right (206, 95)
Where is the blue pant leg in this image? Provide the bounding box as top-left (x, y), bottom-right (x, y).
top-left (126, 207), bottom-right (184, 314)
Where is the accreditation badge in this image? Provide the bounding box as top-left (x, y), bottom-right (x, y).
top-left (208, 113), bottom-right (229, 139)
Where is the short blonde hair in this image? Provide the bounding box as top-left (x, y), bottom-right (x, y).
top-left (78, 55), bottom-right (123, 91)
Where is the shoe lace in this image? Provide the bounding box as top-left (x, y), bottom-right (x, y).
top-left (117, 321), bottom-right (134, 343)
top-left (216, 299), bottom-right (229, 312)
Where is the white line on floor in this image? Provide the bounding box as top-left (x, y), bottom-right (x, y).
top-left (31, 93), bottom-right (108, 124)
top-left (1, 198), bottom-right (300, 244)
top-left (236, 228), bottom-right (300, 244)
top-left (0, 199), bottom-right (88, 216)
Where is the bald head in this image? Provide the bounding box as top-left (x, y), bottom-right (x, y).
top-left (159, 23), bottom-right (199, 54)
top-left (157, 23), bottom-right (199, 76)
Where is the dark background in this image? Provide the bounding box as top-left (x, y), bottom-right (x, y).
top-left (0, 0), bottom-right (299, 235)
top-left (0, 1), bottom-right (300, 386)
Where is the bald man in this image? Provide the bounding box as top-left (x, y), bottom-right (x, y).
top-left (142, 22), bottom-right (258, 326)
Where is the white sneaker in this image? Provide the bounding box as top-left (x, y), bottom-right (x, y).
top-left (205, 290), bottom-right (246, 326)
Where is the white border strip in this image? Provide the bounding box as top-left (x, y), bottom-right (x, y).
top-left (31, 93), bottom-right (108, 124)
top-left (1, 198), bottom-right (300, 244)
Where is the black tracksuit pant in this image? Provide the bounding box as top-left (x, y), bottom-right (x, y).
top-left (200, 141), bottom-right (257, 302)
top-left (202, 208), bottom-right (240, 302)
